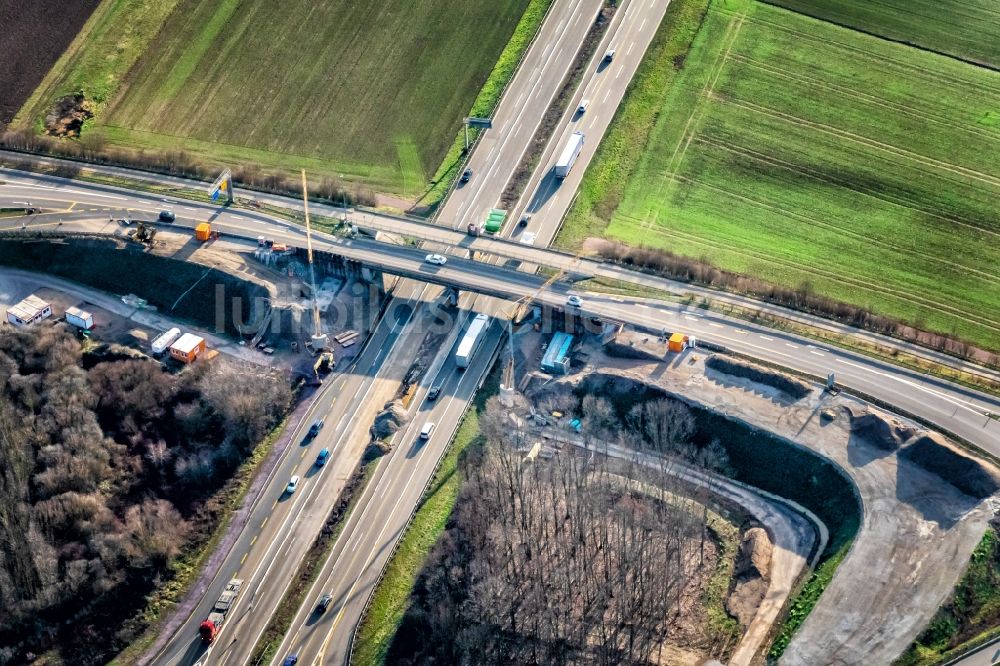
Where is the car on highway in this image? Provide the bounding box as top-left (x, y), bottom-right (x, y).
top-left (603, 48), bottom-right (615, 62)
top-left (315, 594), bottom-right (333, 613)
top-left (158, 210), bottom-right (176, 223)
top-left (566, 295), bottom-right (583, 308)
top-left (285, 475), bottom-right (300, 495)
top-left (425, 253), bottom-right (447, 266)
top-left (577, 99), bottom-right (590, 114)
top-left (282, 656), bottom-right (298, 666)
top-left (519, 213), bottom-right (532, 227)
top-left (460, 168), bottom-right (473, 183)
top-left (307, 418), bottom-right (324, 439)
top-left (420, 422), bottom-right (436, 440)
top-left (520, 232), bottom-right (536, 246)
top-left (427, 384), bottom-right (442, 401)
top-left (315, 448), bottom-right (330, 466)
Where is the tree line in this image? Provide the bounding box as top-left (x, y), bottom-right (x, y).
top-left (0, 324), bottom-right (291, 665)
top-left (388, 393), bottom-right (736, 665)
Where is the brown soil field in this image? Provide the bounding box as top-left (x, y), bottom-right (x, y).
top-left (0, 0), bottom-right (100, 127)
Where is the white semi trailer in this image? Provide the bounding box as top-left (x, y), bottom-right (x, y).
top-left (554, 131), bottom-right (584, 178)
top-left (455, 314), bottom-right (491, 369)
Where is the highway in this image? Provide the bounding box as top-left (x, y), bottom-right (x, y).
top-left (143, 279), bottom-right (436, 666)
top-left (274, 314), bottom-right (499, 663)
top-left (1, 0), bottom-right (999, 661)
top-left (438, 0), bottom-right (604, 230)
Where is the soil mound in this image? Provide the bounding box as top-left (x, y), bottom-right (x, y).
top-left (726, 527), bottom-right (772, 629)
top-left (705, 355), bottom-right (811, 400)
top-left (371, 399), bottom-right (408, 439)
top-left (44, 93), bottom-right (94, 137)
top-left (849, 409), bottom-right (916, 452)
top-left (901, 434), bottom-right (1000, 500)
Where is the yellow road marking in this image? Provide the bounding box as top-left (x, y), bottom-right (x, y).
top-left (272, 499), bottom-right (278, 510)
top-left (261, 517), bottom-right (268, 528)
top-left (301, 449), bottom-right (307, 459)
top-left (250, 535), bottom-right (258, 546)
top-left (241, 552), bottom-right (248, 565)
top-left (66, 202), bottom-right (77, 212)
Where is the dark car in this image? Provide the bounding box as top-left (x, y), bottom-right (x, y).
top-left (307, 418), bottom-right (324, 438)
top-left (518, 213), bottom-right (531, 227)
top-left (427, 385), bottom-right (442, 401)
top-left (283, 656), bottom-right (298, 666)
top-left (460, 168), bottom-right (472, 183)
top-left (158, 210), bottom-right (176, 223)
top-left (316, 594), bottom-right (333, 613)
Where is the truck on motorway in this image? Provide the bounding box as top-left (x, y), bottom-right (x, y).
top-left (198, 578), bottom-right (244, 644)
top-left (151, 327), bottom-right (181, 356)
top-left (554, 131), bottom-right (584, 178)
top-left (455, 313), bottom-right (491, 369)
top-left (483, 208), bottom-right (507, 235)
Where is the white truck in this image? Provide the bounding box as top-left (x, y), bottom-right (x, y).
top-left (554, 131), bottom-right (584, 178)
top-left (455, 314), bottom-right (491, 369)
top-left (151, 327), bottom-right (181, 356)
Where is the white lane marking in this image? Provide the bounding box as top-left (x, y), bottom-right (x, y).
top-left (834, 357), bottom-right (880, 374)
top-left (637, 303), bottom-right (649, 308)
top-left (627, 41), bottom-right (635, 56)
top-left (786, 343), bottom-right (798, 349)
top-left (15, 183), bottom-right (59, 191)
top-left (351, 534), bottom-right (364, 552)
top-left (640, 17), bottom-right (647, 31)
top-left (708, 322), bottom-right (724, 328)
top-left (64, 190), bottom-right (127, 201)
top-left (759, 335), bottom-right (773, 341)
top-left (881, 373), bottom-right (985, 415)
top-left (810, 351), bottom-right (824, 357)
top-left (602, 89), bottom-right (610, 103)
top-left (684, 315), bottom-right (698, 321)
top-left (615, 66), bottom-right (622, 79)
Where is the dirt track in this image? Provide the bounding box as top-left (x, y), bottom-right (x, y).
top-left (592, 350), bottom-right (993, 665)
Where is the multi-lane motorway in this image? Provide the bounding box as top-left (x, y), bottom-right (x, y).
top-left (1, 0), bottom-right (999, 662)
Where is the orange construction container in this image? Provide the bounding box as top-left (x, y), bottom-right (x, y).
top-left (668, 332), bottom-right (688, 353)
top-left (195, 223), bottom-right (211, 241)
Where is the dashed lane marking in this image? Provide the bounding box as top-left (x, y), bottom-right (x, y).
top-left (759, 335), bottom-right (773, 341)
top-left (261, 517), bottom-right (268, 528)
top-left (241, 552), bottom-right (248, 565)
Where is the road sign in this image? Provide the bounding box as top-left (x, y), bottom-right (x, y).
top-left (210, 169), bottom-right (234, 204)
top-left (463, 117), bottom-right (493, 129)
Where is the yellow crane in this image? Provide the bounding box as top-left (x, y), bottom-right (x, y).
top-left (302, 169), bottom-right (328, 353)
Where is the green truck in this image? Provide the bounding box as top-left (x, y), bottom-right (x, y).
top-left (484, 208), bottom-right (506, 234)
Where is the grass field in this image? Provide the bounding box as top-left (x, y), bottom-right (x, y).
top-left (84, 0), bottom-right (529, 195)
top-left (763, 0), bottom-right (1000, 69)
top-left (565, 0), bottom-right (1000, 351)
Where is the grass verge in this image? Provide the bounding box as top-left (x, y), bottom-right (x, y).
top-left (419, 0), bottom-right (554, 213)
top-left (248, 457), bottom-right (380, 665)
top-left (351, 369), bottom-right (500, 664)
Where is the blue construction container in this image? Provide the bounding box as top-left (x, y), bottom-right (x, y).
top-left (541, 331), bottom-right (574, 374)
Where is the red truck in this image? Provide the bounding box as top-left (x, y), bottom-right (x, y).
top-left (198, 579), bottom-right (244, 643)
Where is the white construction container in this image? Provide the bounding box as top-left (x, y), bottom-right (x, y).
top-left (64, 306), bottom-right (94, 330)
top-left (151, 327), bottom-right (182, 355)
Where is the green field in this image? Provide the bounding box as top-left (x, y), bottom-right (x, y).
top-left (26, 0), bottom-right (531, 196)
top-left (567, 0), bottom-right (1000, 351)
top-left (764, 0), bottom-right (1000, 69)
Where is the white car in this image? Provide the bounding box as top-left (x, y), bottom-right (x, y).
top-left (566, 295), bottom-right (583, 307)
top-left (520, 232), bottom-right (536, 246)
top-left (577, 99), bottom-right (590, 114)
top-left (285, 475), bottom-right (300, 494)
top-left (424, 253), bottom-right (447, 265)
